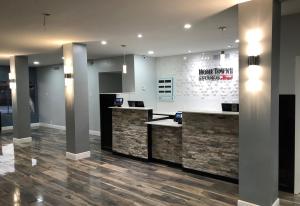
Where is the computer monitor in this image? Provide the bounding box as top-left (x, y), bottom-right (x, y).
top-left (128, 101), bottom-right (135, 107)
top-left (222, 103), bottom-right (239, 112)
top-left (128, 101), bottom-right (145, 107)
top-left (135, 101), bottom-right (144, 107)
top-left (114, 98), bottom-right (123, 107)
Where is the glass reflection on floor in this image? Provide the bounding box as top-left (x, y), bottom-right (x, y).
top-left (0, 140), bottom-right (37, 176)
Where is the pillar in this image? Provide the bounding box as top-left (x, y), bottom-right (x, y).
top-left (10, 56), bottom-right (31, 142)
top-left (238, 0), bottom-right (281, 205)
top-left (63, 43), bottom-right (90, 160)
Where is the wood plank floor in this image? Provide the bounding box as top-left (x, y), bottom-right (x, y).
top-left (0, 127), bottom-right (299, 206)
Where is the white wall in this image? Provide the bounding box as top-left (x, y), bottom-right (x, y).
top-left (280, 13), bottom-right (300, 94)
top-left (155, 49), bottom-right (239, 112)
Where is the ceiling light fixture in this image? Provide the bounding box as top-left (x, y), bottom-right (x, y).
top-left (62, 57), bottom-right (64, 60)
top-left (137, 34), bottom-right (143, 38)
top-left (228, 45), bottom-right (232, 48)
top-left (121, 45), bottom-right (127, 74)
top-left (188, 50), bottom-right (192, 53)
top-left (184, 23), bottom-right (192, 30)
top-left (235, 39), bottom-right (240, 43)
top-left (101, 41), bottom-right (107, 45)
top-left (220, 51), bottom-right (226, 67)
top-left (33, 61), bottom-right (40, 65)
top-left (148, 51), bottom-right (154, 55)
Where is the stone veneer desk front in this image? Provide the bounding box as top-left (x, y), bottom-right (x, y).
top-left (182, 111), bottom-right (239, 180)
top-left (110, 107), bottom-right (152, 159)
top-left (146, 119), bottom-right (182, 165)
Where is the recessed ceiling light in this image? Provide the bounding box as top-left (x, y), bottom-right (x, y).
top-left (148, 51), bottom-right (154, 55)
top-left (101, 40), bottom-right (107, 45)
top-left (137, 34), bottom-right (143, 38)
top-left (62, 57), bottom-right (64, 60)
top-left (33, 61), bottom-right (40, 65)
top-left (188, 50), bottom-right (192, 53)
top-left (235, 39), bottom-right (240, 43)
top-left (183, 56), bottom-right (187, 60)
top-left (184, 23), bottom-right (192, 30)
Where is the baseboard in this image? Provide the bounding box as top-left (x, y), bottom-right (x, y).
top-left (238, 198), bottom-right (280, 206)
top-left (2, 122), bottom-right (100, 136)
top-left (66, 151), bottom-right (91, 160)
top-left (39, 122), bottom-right (66, 130)
top-left (13, 137), bottom-right (32, 144)
top-left (89, 130), bottom-right (101, 136)
top-left (2, 123), bottom-right (40, 131)
top-left (39, 122), bottom-right (100, 136)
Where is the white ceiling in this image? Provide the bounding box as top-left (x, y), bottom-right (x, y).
top-left (0, 0), bottom-right (242, 66)
top-left (1, 0), bottom-right (299, 67)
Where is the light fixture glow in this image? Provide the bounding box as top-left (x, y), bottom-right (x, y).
top-left (188, 50), bottom-right (192, 53)
top-left (123, 64), bottom-right (127, 74)
top-left (235, 39), bottom-right (240, 43)
top-left (228, 45), bottom-right (232, 48)
top-left (101, 41), bottom-right (107, 45)
top-left (137, 34), bottom-right (143, 38)
top-left (237, 0), bottom-right (251, 4)
top-left (122, 45), bottom-right (127, 74)
top-left (33, 61), bottom-right (40, 65)
top-left (183, 56), bottom-right (187, 60)
top-left (220, 51), bottom-right (226, 67)
top-left (247, 65), bottom-right (262, 80)
top-left (148, 51), bottom-right (154, 55)
top-left (62, 57), bottom-right (64, 60)
top-left (246, 80), bottom-right (262, 92)
top-left (64, 58), bottom-right (73, 87)
top-left (184, 23), bottom-right (192, 29)
top-left (8, 72), bottom-right (16, 90)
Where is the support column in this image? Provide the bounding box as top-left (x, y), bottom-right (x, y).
top-left (238, 0), bottom-right (281, 206)
top-left (63, 43), bottom-right (90, 160)
top-left (10, 56), bottom-right (31, 143)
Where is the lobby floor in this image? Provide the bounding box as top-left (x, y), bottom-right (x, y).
top-left (0, 127), bottom-right (299, 206)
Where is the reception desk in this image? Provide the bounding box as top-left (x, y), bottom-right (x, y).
top-left (109, 107), bottom-right (239, 181)
top-left (182, 111), bottom-right (239, 179)
top-left (146, 119), bottom-right (182, 165)
top-left (110, 107), bottom-right (152, 159)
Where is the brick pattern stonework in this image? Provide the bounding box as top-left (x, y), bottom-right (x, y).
top-left (112, 109), bottom-right (151, 159)
top-left (182, 112), bottom-right (239, 179)
top-left (151, 125), bottom-right (182, 164)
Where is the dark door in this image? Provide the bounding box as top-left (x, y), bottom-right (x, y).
top-left (279, 95), bottom-right (295, 193)
top-left (100, 94), bottom-right (116, 151)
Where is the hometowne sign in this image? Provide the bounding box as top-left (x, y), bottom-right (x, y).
top-left (199, 67), bottom-right (233, 81)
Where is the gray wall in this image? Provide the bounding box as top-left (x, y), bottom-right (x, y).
top-left (118, 55), bottom-right (157, 108)
top-left (280, 13), bottom-right (300, 94)
top-left (37, 65), bottom-right (65, 126)
top-left (99, 72), bottom-right (122, 93)
top-left (238, 0), bottom-right (280, 205)
top-left (37, 55), bottom-right (149, 132)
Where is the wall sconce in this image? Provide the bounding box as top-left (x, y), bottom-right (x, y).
top-left (8, 72), bottom-right (16, 90)
top-left (246, 55), bottom-right (262, 92)
top-left (246, 28), bottom-right (263, 93)
top-left (64, 73), bottom-right (73, 87)
top-left (248, 56), bottom-right (260, 66)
